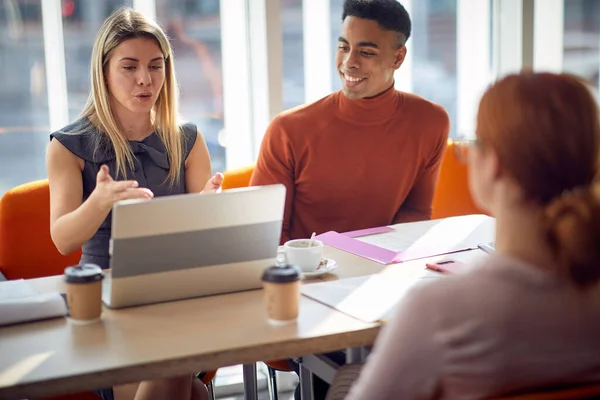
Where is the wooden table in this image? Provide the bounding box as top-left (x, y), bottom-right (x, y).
top-left (0, 247), bottom-right (382, 400)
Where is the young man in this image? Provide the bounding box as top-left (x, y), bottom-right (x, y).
top-left (251, 0), bottom-right (450, 245)
top-left (253, 1), bottom-right (450, 398)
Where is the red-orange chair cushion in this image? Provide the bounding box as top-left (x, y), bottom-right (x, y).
top-left (0, 179), bottom-right (81, 280)
top-left (222, 164), bottom-right (255, 190)
top-left (265, 360), bottom-right (294, 372)
top-left (432, 140), bottom-right (485, 219)
top-left (200, 370), bottom-right (218, 384)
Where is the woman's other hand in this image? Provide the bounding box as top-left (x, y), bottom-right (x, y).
top-left (202, 172), bottom-right (224, 194)
top-left (89, 165), bottom-right (154, 211)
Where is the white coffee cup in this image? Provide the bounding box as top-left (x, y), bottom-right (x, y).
top-left (283, 239), bottom-right (324, 273)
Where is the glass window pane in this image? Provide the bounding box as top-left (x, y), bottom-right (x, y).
top-left (0, 0), bottom-right (48, 196)
top-left (281, 0), bottom-right (304, 109)
top-left (63, 1), bottom-right (133, 122)
top-left (411, 0), bottom-right (457, 137)
top-left (563, 0), bottom-right (600, 92)
top-left (156, 0), bottom-right (226, 173)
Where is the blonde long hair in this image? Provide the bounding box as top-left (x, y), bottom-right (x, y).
top-left (79, 7), bottom-right (183, 184)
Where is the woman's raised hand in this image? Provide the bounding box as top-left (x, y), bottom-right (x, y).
top-left (90, 165), bottom-right (154, 211)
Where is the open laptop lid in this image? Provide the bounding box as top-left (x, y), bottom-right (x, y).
top-left (108, 184), bottom-right (286, 279)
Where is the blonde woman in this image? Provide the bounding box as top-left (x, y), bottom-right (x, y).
top-left (46, 7), bottom-right (220, 400)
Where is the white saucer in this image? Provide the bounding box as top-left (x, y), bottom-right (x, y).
top-left (302, 258), bottom-right (337, 279)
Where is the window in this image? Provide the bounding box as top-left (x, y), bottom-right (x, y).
top-left (156, 0), bottom-right (226, 173)
top-left (410, 0), bottom-right (458, 136)
top-left (563, 0), bottom-right (600, 91)
top-left (63, 1), bottom-right (133, 122)
top-left (0, 0), bottom-right (48, 195)
top-left (281, 0), bottom-right (304, 109)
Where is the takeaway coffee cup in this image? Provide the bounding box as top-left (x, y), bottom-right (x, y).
top-left (283, 239), bottom-right (324, 272)
top-left (261, 265), bottom-right (301, 324)
top-left (64, 264), bottom-right (104, 323)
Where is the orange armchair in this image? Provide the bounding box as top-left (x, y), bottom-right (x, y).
top-left (0, 179), bottom-right (81, 280)
top-left (222, 163), bottom-right (255, 190)
top-left (432, 139), bottom-right (485, 219)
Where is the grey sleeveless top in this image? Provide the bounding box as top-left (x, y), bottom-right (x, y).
top-left (50, 118), bottom-right (198, 269)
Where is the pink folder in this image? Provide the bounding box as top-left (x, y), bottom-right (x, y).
top-left (316, 231), bottom-right (402, 264)
top-left (317, 216), bottom-right (495, 264)
top-left (341, 226), bottom-right (395, 238)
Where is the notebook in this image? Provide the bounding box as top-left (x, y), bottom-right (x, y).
top-left (0, 280), bottom-right (67, 326)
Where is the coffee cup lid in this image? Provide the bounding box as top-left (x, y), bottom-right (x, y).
top-left (262, 265), bottom-right (301, 283)
top-left (64, 264), bottom-right (104, 283)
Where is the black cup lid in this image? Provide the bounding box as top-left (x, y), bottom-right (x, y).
top-left (262, 265), bottom-right (301, 283)
top-left (64, 264), bottom-right (104, 283)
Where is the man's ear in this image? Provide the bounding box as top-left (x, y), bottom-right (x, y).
top-left (393, 46), bottom-right (407, 70)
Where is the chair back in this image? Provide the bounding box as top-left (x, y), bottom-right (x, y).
top-left (432, 140), bottom-right (485, 219)
top-left (222, 164), bottom-right (255, 190)
top-left (0, 179), bottom-right (81, 280)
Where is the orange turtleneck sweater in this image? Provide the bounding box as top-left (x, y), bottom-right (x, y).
top-left (250, 87), bottom-right (450, 244)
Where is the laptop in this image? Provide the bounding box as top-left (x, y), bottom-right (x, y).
top-left (102, 184), bottom-right (286, 308)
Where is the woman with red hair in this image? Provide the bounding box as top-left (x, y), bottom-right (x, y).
top-left (332, 72), bottom-right (600, 400)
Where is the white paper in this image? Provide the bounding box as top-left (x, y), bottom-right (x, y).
top-left (301, 271), bottom-right (433, 323)
top-left (0, 280), bottom-right (67, 326)
top-left (0, 279), bottom-right (37, 300)
top-left (301, 249), bottom-right (490, 323)
top-left (356, 215), bottom-right (495, 261)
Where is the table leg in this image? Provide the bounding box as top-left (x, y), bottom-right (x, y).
top-left (345, 347), bottom-right (365, 364)
top-left (300, 363), bottom-right (314, 400)
top-left (243, 363), bottom-right (258, 400)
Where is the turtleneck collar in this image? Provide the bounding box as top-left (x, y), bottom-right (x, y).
top-left (334, 84), bottom-right (403, 126)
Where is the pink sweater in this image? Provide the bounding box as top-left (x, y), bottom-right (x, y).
top-left (347, 254), bottom-right (600, 399)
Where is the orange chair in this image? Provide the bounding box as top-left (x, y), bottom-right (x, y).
top-left (432, 139), bottom-right (485, 219)
top-left (222, 163), bottom-right (255, 190)
top-left (490, 382), bottom-right (600, 400)
top-left (0, 179), bottom-right (82, 280)
top-left (0, 180), bottom-right (217, 400)
top-left (197, 371), bottom-right (218, 400)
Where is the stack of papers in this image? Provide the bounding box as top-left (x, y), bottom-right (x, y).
top-left (0, 280), bottom-right (67, 326)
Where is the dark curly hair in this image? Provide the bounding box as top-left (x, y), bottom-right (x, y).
top-left (342, 0), bottom-right (411, 47)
